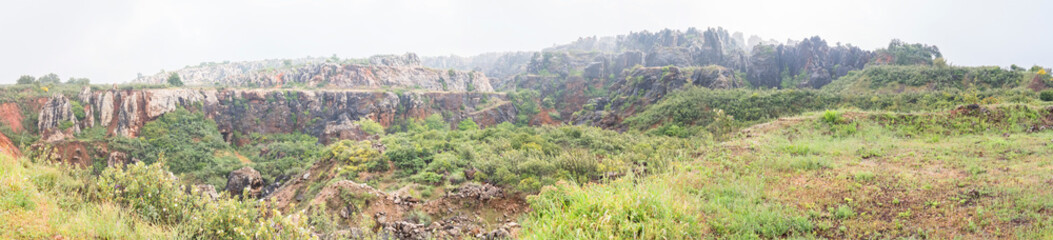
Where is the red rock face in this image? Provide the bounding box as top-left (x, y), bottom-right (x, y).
top-left (0, 103), bottom-right (24, 133)
top-left (0, 133), bottom-right (20, 158)
top-left (29, 141), bottom-right (98, 168)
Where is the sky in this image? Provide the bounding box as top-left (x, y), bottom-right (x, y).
top-left (1, 0), bottom-right (1050, 84)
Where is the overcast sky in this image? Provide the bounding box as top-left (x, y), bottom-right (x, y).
top-left (1, 0), bottom-right (1050, 84)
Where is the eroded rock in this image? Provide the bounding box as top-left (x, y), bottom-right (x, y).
top-left (225, 166), bottom-right (264, 198)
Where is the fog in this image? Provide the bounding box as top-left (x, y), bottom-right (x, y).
top-left (1, 0), bottom-right (1050, 84)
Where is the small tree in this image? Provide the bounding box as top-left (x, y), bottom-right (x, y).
top-left (1040, 90), bottom-right (1053, 102)
top-left (933, 57), bottom-right (948, 68)
top-left (16, 75), bottom-right (35, 84)
top-left (167, 72), bottom-right (184, 86)
top-left (457, 119), bottom-right (479, 131)
top-left (38, 73), bottom-right (60, 84)
top-left (354, 118), bottom-right (384, 135)
top-left (424, 113), bottom-right (447, 131)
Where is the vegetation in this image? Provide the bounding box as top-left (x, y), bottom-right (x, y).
top-left (4, 49), bottom-right (1053, 239)
top-left (110, 107), bottom-right (238, 187)
top-left (826, 65), bottom-right (1024, 91)
top-left (167, 72), bottom-right (184, 86)
top-left (0, 153), bottom-right (314, 239)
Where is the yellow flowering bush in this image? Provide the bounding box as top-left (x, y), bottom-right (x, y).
top-left (94, 158), bottom-right (315, 239)
top-left (325, 140), bottom-right (383, 176)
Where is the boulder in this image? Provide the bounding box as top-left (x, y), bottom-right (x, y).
top-left (225, 166), bottom-right (264, 198)
top-left (105, 151), bottom-right (138, 169)
top-left (451, 183), bottom-right (503, 201)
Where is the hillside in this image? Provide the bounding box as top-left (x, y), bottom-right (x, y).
top-left (3, 27), bottom-right (1053, 239)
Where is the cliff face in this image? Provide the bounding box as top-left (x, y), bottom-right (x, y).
top-left (570, 65), bottom-right (740, 129)
top-left (426, 27), bottom-right (882, 92)
top-left (748, 37), bottom-right (872, 88)
top-left (38, 88), bottom-right (516, 144)
top-left (135, 53), bottom-right (494, 92)
top-left (37, 95), bottom-right (81, 142)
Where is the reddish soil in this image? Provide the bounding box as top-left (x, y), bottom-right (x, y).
top-left (0, 133), bottom-right (20, 158)
top-left (0, 103), bottom-right (24, 133)
top-left (31, 141), bottom-right (97, 168)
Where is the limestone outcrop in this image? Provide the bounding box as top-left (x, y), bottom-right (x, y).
top-left (37, 95), bottom-right (80, 142)
top-left (133, 53), bottom-right (493, 92)
top-left (57, 87), bottom-right (515, 143)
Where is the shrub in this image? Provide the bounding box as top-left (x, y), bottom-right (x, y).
top-left (424, 114), bottom-right (447, 131)
top-left (114, 107), bottom-right (236, 187)
top-left (411, 171), bottom-right (443, 185)
top-left (93, 159), bottom-right (196, 224)
top-left (167, 73), bottom-right (183, 86)
top-left (354, 118), bottom-right (384, 135)
top-left (326, 140), bottom-right (382, 175)
top-left (821, 110), bottom-right (844, 124)
top-left (93, 160), bottom-right (315, 239)
top-left (457, 119), bottom-right (479, 131)
top-left (1040, 90), bottom-right (1053, 102)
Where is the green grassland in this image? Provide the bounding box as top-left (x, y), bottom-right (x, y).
top-left (2, 64), bottom-right (1053, 239)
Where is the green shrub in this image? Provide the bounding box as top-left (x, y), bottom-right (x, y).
top-left (423, 114), bottom-right (447, 131)
top-left (411, 171), bottom-right (443, 185)
top-left (821, 110), bottom-right (844, 124)
top-left (833, 205), bottom-right (856, 219)
top-left (113, 107), bottom-right (236, 187)
top-left (70, 100), bottom-right (86, 120)
top-left (1040, 90), bottom-right (1053, 101)
top-left (457, 119), bottom-right (479, 131)
top-left (524, 179), bottom-right (703, 239)
top-left (354, 118), bottom-right (384, 135)
top-left (326, 140), bottom-right (382, 175)
top-left (93, 159), bottom-right (197, 224)
top-left (244, 133), bottom-right (323, 183)
top-left (93, 160), bottom-right (315, 239)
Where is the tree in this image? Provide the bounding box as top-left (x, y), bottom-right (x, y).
top-left (354, 118), bottom-right (384, 135)
top-left (67, 77), bottom-right (90, 85)
top-left (876, 39), bottom-right (942, 65)
top-left (38, 73), bottom-right (60, 84)
top-left (933, 57), bottom-right (948, 68)
top-left (457, 119), bottom-right (479, 131)
top-left (16, 75), bottom-right (35, 84)
top-left (424, 113), bottom-right (447, 131)
top-left (167, 72), bottom-right (184, 86)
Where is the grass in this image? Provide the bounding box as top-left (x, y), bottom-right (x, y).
top-left (522, 105), bottom-right (1053, 239)
top-left (0, 154), bottom-right (173, 239)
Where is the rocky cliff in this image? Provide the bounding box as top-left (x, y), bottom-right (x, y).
top-left (568, 65), bottom-right (740, 129)
top-left (37, 88), bottom-right (516, 144)
top-left (748, 37), bottom-right (872, 88)
top-left (135, 53), bottom-right (494, 92)
top-left (424, 27), bottom-right (882, 92)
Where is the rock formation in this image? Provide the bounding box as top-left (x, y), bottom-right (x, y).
top-left (134, 53), bottom-right (493, 92)
top-left (226, 166), bottom-right (265, 198)
top-left (61, 87), bottom-right (515, 143)
top-left (37, 95), bottom-right (80, 142)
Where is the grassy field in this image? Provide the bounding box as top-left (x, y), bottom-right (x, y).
top-left (522, 105), bottom-right (1053, 239)
top-left (0, 154), bottom-right (174, 239)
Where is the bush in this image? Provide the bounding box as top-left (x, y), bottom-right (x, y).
top-left (457, 119), bottom-right (479, 131)
top-left (93, 159), bottom-right (197, 224)
top-left (326, 140), bottom-right (382, 175)
top-left (110, 107), bottom-right (236, 187)
top-left (244, 133), bottom-right (323, 183)
top-left (167, 73), bottom-right (183, 86)
top-left (354, 118), bottom-right (384, 135)
top-left (1041, 90), bottom-right (1053, 102)
top-left (821, 110), bottom-right (844, 124)
top-left (93, 160), bottom-right (315, 239)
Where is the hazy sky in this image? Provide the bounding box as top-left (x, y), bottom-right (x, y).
top-left (1, 0), bottom-right (1050, 84)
